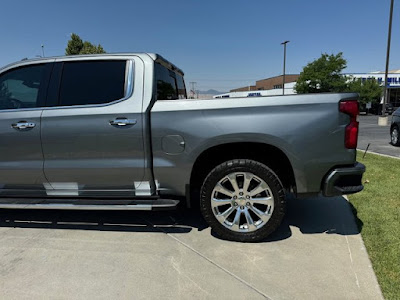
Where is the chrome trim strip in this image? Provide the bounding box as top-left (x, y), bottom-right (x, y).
top-left (0, 199), bottom-right (180, 210)
top-left (125, 60), bottom-right (134, 97)
top-left (0, 204), bottom-right (153, 210)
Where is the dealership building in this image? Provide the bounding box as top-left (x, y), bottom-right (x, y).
top-left (349, 70), bottom-right (400, 107)
top-left (215, 70), bottom-right (400, 108)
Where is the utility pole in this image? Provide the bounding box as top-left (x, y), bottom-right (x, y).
top-left (41, 44), bottom-right (45, 57)
top-left (281, 41), bottom-right (290, 95)
top-left (381, 0), bottom-right (394, 118)
top-left (189, 82), bottom-right (197, 99)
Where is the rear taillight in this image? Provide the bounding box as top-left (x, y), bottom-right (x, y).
top-left (340, 100), bottom-right (359, 149)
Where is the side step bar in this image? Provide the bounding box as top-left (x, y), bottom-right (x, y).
top-left (0, 198), bottom-right (179, 211)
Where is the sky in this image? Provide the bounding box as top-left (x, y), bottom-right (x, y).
top-left (0, 0), bottom-right (399, 92)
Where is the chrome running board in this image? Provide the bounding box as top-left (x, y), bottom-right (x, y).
top-left (0, 198), bottom-right (179, 211)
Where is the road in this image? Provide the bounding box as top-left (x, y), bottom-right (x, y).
top-left (358, 115), bottom-right (400, 158)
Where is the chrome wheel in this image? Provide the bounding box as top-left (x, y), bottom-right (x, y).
top-left (391, 127), bottom-right (399, 145)
top-left (211, 172), bottom-right (274, 233)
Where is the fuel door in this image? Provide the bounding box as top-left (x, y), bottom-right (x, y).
top-left (162, 135), bottom-right (185, 154)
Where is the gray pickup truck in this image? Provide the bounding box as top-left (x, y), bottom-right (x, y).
top-left (0, 53), bottom-right (365, 241)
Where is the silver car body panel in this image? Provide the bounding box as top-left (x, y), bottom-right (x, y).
top-left (0, 54), bottom-right (156, 197)
top-left (151, 93), bottom-right (358, 196)
top-left (0, 110), bottom-right (46, 190)
top-left (0, 59), bottom-right (56, 195)
top-left (0, 53), bottom-right (358, 200)
top-left (41, 56), bottom-right (146, 196)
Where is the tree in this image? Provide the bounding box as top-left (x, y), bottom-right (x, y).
top-left (65, 33), bottom-right (84, 55)
top-left (65, 33), bottom-right (106, 55)
top-left (295, 52), bottom-right (348, 93)
top-left (295, 52), bottom-right (383, 105)
top-left (346, 78), bottom-right (382, 106)
top-left (80, 42), bottom-right (105, 54)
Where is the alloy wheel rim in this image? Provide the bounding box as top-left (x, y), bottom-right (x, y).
top-left (210, 172), bottom-right (274, 233)
top-left (392, 128), bottom-right (399, 144)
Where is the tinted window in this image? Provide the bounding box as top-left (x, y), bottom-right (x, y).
top-left (155, 63), bottom-right (178, 100)
top-left (59, 60), bottom-right (126, 106)
top-left (176, 74), bottom-right (187, 99)
top-left (0, 64), bottom-right (46, 110)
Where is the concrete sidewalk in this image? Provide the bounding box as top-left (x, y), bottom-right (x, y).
top-left (0, 196), bottom-right (383, 299)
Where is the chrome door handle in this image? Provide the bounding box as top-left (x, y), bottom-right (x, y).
top-left (11, 121), bottom-right (36, 130)
top-left (109, 118), bottom-right (137, 126)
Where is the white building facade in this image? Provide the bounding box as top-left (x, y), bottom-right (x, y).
top-left (215, 71), bottom-right (400, 108)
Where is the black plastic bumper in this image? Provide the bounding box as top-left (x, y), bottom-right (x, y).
top-left (322, 162), bottom-right (366, 197)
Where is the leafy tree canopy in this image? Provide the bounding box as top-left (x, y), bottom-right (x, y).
top-left (346, 78), bottom-right (382, 105)
top-left (65, 33), bottom-right (106, 55)
top-left (295, 52), bottom-right (382, 104)
top-left (295, 52), bottom-right (348, 93)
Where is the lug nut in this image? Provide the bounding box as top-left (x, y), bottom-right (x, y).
top-left (246, 195), bottom-right (250, 199)
top-left (234, 203), bottom-right (238, 206)
top-left (233, 196), bottom-right (237, 199)
top-left (239, 192), bottom-right (243, 196)
top-left (246, 202), bottom-right (250, 206)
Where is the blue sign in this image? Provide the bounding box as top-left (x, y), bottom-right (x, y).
top-left (360, 77), bottom-right (400, 87)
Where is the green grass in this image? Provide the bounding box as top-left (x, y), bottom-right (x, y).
top-left (348, 151), bottom-right (400, 300)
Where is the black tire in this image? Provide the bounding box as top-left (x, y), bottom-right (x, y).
top-left (391, 125), bottom-right (400, 146)
top-left (200, 159), bottom-right (286, 242)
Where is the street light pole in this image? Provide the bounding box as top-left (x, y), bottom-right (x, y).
top-left (281, 41), bottom-right (290, 95)
top-left (382, 0), bottom-right (394, 117)
top-left (41, 44), bottom-right (45, 57)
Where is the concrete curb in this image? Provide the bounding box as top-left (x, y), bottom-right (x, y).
top-left (357, 148), bottom-right (400, 160)
top-left (343, 195), bottom-right (385, 299)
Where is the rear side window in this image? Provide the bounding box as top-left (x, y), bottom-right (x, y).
top-left (59, 60), bottom-right (126, 106)
top-left (0, 64), bottom-right (47, 110)
top-left (155, 63), bottom-right (178, 100)
top-left (176, 74), bottom-right (187, 99)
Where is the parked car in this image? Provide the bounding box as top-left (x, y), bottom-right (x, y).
top-left (0, 53), bottom-right (365, 242)
top-left (368, 103), bottom-right (394, 115)
top-left (386, 103), bottom-right (394, 115)
top-left (391, 108), bottom-right (400, 146)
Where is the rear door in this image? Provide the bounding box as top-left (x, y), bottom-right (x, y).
top-left (0, 62), bottom-right (52, 196)
top-left (41, 57), bottom-right (146, 197)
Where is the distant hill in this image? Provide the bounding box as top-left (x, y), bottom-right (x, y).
top-left (197, 89), bottom-right (226, 95)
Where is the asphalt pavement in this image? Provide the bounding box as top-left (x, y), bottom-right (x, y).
top-left (358, 114), bottom-right (400, 158)
top-left (0, 195), bottom-right (383, 300)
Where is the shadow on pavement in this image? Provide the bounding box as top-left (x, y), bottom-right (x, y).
top-left (0, 209), bottom-right (200, 235)
top-left (0, 195), bottom-right (362, 242)
top-left (265, 194), bottom-right (363, 242)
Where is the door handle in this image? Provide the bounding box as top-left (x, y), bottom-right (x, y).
top-left (109, 118), bottom-right (137, 126)
top-left (11, 121), bottom-right (36, 130)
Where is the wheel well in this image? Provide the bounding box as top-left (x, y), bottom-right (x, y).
top-left (189, 142), bottom-right (296, 206)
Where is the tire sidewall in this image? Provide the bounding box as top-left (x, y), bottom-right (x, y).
top-left (200, 159), bottom-right (286, 242)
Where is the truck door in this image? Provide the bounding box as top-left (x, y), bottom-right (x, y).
top-left (41, 58), bottom-right (147, 197)
top-left (0, 62), bottom-right (52, 196)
